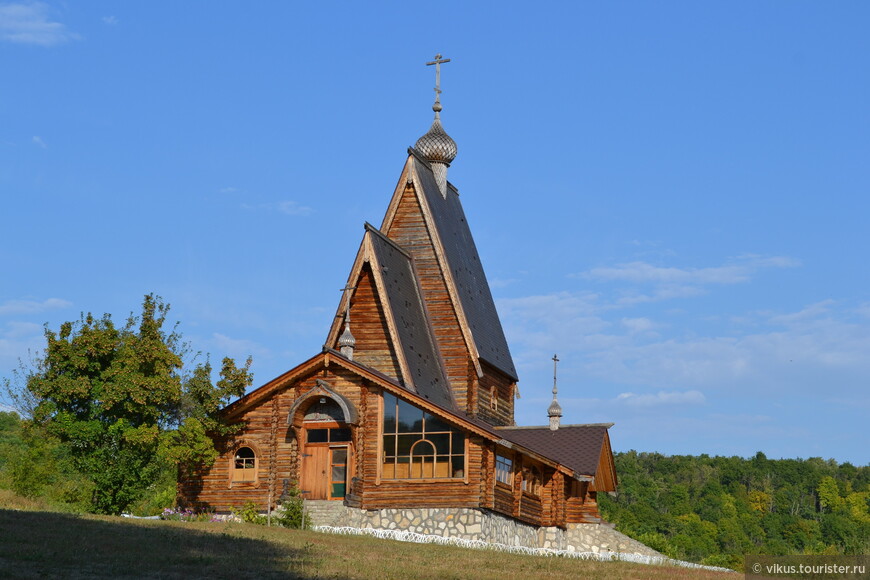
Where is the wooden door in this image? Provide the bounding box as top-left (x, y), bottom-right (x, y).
top-left (301, 446), bottom-right (330, 500)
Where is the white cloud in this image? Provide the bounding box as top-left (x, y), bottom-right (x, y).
top-left (620, 317), bottom-right (656, 335)
top-left (241, 200), bottom-right (313, 217)
top-left (489, 277), bottom-right (520, 289)
top-left (0, 2), bottom-right (80, 46)
top-left (32, 135), bottom-right (47, 149)
top-left (210, 333), bottom-right (271, 360)
top-left (275, 200), bottom-right (313, 216)
top-left (615, 390), bottom-right (706, 407)
top-left (0, 297), bottom-right (71, 316)
top-left (578, 255), bottom-right (801, 305)
top-left (101, 15), bottom-right (117, 26)
top-left (220, 187), bottom-right (240, 194)
top-left (2, 321), bottom-right (42, 338)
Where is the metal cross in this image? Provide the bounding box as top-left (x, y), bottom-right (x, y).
top-left (552, 354), bottom-right (560, 396)
top-left (426, 54), bottom-right (451, 102)
top-left (338, 284), bottom-right (356, 319)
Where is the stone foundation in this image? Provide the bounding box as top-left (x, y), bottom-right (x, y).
top-left (305, 502), bottom-right (660, 557)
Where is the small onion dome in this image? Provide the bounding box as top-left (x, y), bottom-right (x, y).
top-left (338, 320), bottom-right (356, 350)
top-left (548, 398), bottom-right (563, 418)
top-left (415, 107), bottom-right (457, 166)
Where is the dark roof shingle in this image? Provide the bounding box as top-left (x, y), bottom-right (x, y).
top-left (410, 150), bottom-right (518, 381)
top-left (495, 424), bottom-right (611, 476)
top-left (366, 224), bottom-right (455, 410)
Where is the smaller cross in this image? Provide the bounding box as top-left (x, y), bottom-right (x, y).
top-left (426, 53), bottom-right (451, 102)
top-left (338, 284), bottom-right (356, 319)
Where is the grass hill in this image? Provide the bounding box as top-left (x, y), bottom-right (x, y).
top-left (0, 491), bottom-right (732, 580)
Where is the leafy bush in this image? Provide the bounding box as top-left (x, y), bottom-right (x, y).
top-left (235, 501), bottom-right (267, 525)
top-left (275, 486), bottom-right (311, 529)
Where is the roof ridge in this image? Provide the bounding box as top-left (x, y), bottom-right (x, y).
top-left (495, 422), bottom-right (614, 430)
top-left (363, 222), bottom-right (412, 259)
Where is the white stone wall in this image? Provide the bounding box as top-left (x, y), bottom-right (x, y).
top-left (307, 503), bottom-right (660, 557)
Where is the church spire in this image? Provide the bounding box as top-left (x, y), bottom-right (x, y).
top-left (548, 354), bottom-right (563, 431)
top-left (415, 54), bottom-right (457, 198)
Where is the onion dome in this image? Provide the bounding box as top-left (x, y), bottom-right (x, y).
top-left (548, 397), bottom-right (563, 420)
top-left (415, 104), bottom-right (458, 166)
top-left (338, 313), bottom-right (356, 360)
top-left (416, 54), bottom-right (456, 197)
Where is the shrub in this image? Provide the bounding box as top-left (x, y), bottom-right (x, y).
top-left (235, 501), bottom-right (267, 525)
top-left (275, 486), bottom-right (311, 529)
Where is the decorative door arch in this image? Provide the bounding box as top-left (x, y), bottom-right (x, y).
top-left (288, 381), bottom-right (358, 501)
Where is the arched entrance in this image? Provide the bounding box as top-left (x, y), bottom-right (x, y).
top-left (289, 382), bottom-right (358, 501)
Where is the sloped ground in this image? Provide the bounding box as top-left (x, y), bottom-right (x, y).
top-left (0, 507), bottom-right (735, 580)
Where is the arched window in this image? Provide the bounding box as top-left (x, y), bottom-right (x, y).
top-left (233, 446), bottom-right (257, 482)
top-left (410, 439), bottom-right (437, 479)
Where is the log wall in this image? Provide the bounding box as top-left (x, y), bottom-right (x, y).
top-left (341, 266), bottom-right (403, 381)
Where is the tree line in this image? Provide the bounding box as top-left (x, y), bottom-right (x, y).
top-left (598, 450), bottom-right (870, 570)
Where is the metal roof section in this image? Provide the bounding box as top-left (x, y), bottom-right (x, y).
top-left (365, 224), bottom-right (456, 410)
top-left (408, 150), bottom-right (518, 381)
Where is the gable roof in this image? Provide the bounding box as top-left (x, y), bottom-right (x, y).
top-left (382, 150), bottom-right (518, 381)
top-left (364, 224), bottom-right (455, 409)
top-left (495, 424), bottom-right (616, 487)
top-left (324, 224), bottom-right (455, 410)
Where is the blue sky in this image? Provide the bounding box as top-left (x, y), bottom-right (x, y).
top-left (2, 1), bottom-right (868, 464)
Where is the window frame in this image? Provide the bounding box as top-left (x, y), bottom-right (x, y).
top-left (495, 454), bottom-right (513, 487)
top-left (380, 393), bottom-right (467, 481)
top-left (231, 445), bottom-right (259, 484)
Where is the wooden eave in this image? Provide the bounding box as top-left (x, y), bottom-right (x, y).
top-left (221, 351), bottom-right (329, 420)
top-left (221, 348), bottom-right (495, 441)
top-left (590, 430), bottom-right (618, 492)
top-left (380, 154), bottom-right (484, 379)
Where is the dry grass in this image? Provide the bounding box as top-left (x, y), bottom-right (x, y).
top-left (0, 497), bottom-right (736, 579)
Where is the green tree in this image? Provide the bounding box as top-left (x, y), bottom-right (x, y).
top-left (15, 294), bottom-right (252, 514)
top-left (818, 476), bottom-right (845, 513)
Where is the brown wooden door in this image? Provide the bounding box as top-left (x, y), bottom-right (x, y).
top-left (301, 446), bottom-right (330, 500)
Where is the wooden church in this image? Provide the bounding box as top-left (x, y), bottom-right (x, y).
top-left (180, 57), bottom-right (618, 534)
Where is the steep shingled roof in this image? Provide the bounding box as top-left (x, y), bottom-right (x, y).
top-left (364, 225), bottom-right (455, 409)
top-left (408, 149), bottom-right (518, 381)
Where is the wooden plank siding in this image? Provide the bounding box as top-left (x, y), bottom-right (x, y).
top-left (474, 362), bottom-right (516, 427)
top-left (519, 492), bottom-right (543, 525)
top-left (565, 481), bottom-right (602, 524)
top-left (340, 265), bottom-right (403, 381)
top-left (383, 184), bottom-right (472, 412)
top-left (493, 484), bottom-right (513, 516)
